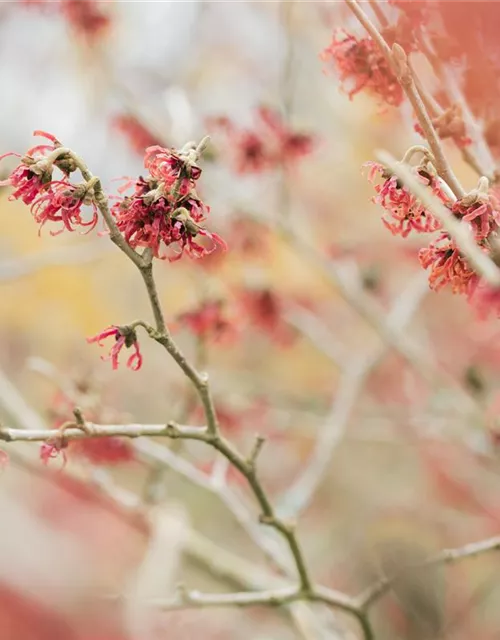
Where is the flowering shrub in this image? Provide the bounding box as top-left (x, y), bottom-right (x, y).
top-left (3, 2), bottom-right (500, 640)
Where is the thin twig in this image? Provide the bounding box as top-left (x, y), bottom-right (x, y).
top-left (357, 535), bottom-right (500, 609)
top-left (278, 271), bottom-right (429, 518)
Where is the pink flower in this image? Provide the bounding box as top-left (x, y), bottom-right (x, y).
top-left (321, 31), bottom-right (404, 107)
top-left (113, 177), bottom-right (225, 261)
top-left (144, 145), bottom-right (201, 195)
top-left (419, 233), bottom-right (479, 295)
top-left (0, 131), bottom-right (62, 205)
top-left (61, 0), bottom-right (110, 41)
top-left (451, 191), bottom-right (500, 241)
top-left (366, 162), bottom-right (446, 237)
top-left (30, 180), bottom-right (98, 235)
top-left (87, 326), bottom-right (143, 371)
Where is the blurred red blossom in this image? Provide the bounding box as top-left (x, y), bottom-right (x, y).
top-left (112, 114), bottom-right (163, 156)
top-left (19, 0), bottom-right (110, 41)
top-left (87, 326), bottom-right (143, 371)
top-left (70, 436), bottom-right (135, 466)
top-left (172, 299), bottom-right (237, 343)
top-left (469, 280), bottom-right (500, 320)
top-left (321, 31), bottom-right (403, 107)
top-left (237, 287), bottom-right (295, 346)
top-left (207, 107), bottom-right (314, 174)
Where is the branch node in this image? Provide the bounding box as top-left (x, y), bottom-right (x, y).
top-left (247, 435), bottom-right (266, 469)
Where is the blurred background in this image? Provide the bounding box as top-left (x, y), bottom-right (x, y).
top-left (1, 1), bottom-right (500, 639)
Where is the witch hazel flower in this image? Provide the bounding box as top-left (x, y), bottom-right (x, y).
top-left (365, 160), bottom-right (447, 237)
top-left (87, 325), bottom-right (143, 371)
top-left (30, 179), bottom-right (99, 235)
top-left (451, 177), bottom-right (500, 241)
top-left (419, 233), bottom-right (479, 295)
top-left (112, 141), bottom-right (225, 261)
top-left (1, 130), bottom-right (98, 234)
top-left (0, 130), bottom-right (69, 206)
top-left (321, 30), bottom-right (404, 107)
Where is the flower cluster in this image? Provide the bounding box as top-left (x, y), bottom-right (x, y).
top-left (368, 157), bottom-right (500, 314)
top-left (87, 325), bottom-right (143, 371)
top-left (365, 161), bottom-right (446, 237)
top-left (321, 31), bottom-right (404, 107)
top-left (112, 144), bottom-right (225, 260)
top-left (207, 107), bottom-right (314, 174)
top-left (418, 233), bottom-right (478, 295)
top-left (0, 130), bottom-right (98, 234)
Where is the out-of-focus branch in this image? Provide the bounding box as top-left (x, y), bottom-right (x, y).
top-left (0, 365), bottom-right (47, 432)
top-left (0, 242), bottom-right (110, 281)
top-left (285, 304), bottom-right (347, 366)
top-left (278, 271), bottom-right (429, 517)
top-left (378, 150), bottom-right (500, 287)
top-left (357, 535), bottom-right (500, 610)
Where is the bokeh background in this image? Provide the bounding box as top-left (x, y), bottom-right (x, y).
top-left (2, 1), bottom-right (500, 639)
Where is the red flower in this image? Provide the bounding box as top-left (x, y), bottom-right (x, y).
top-left (0, 130), bottom-right (62, 205)
top-left (112, 114), bottom-right (162, 155)
top-left (366, 162), bottom-right (445, 237)
top-left (173, 300), bottom-right (237, 343)
top-left (112, 144), bottom-right (225, 261)
top-left (451, 190), bottom-right (500, 241)
top-left (207, 107), bottom-right (314, 174)
top-left (87, 326), bottom-right (143, 371)
top-left (238, 288), bottom-right (295, 346)
top-left (419, 233), bottom-right (479, 295)
top-left (321, 31), bottom-right (404, 107)
top-left (144, 145), bottom-right (201, 194)
top-left (30, 180), bottom-right (98, 234)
